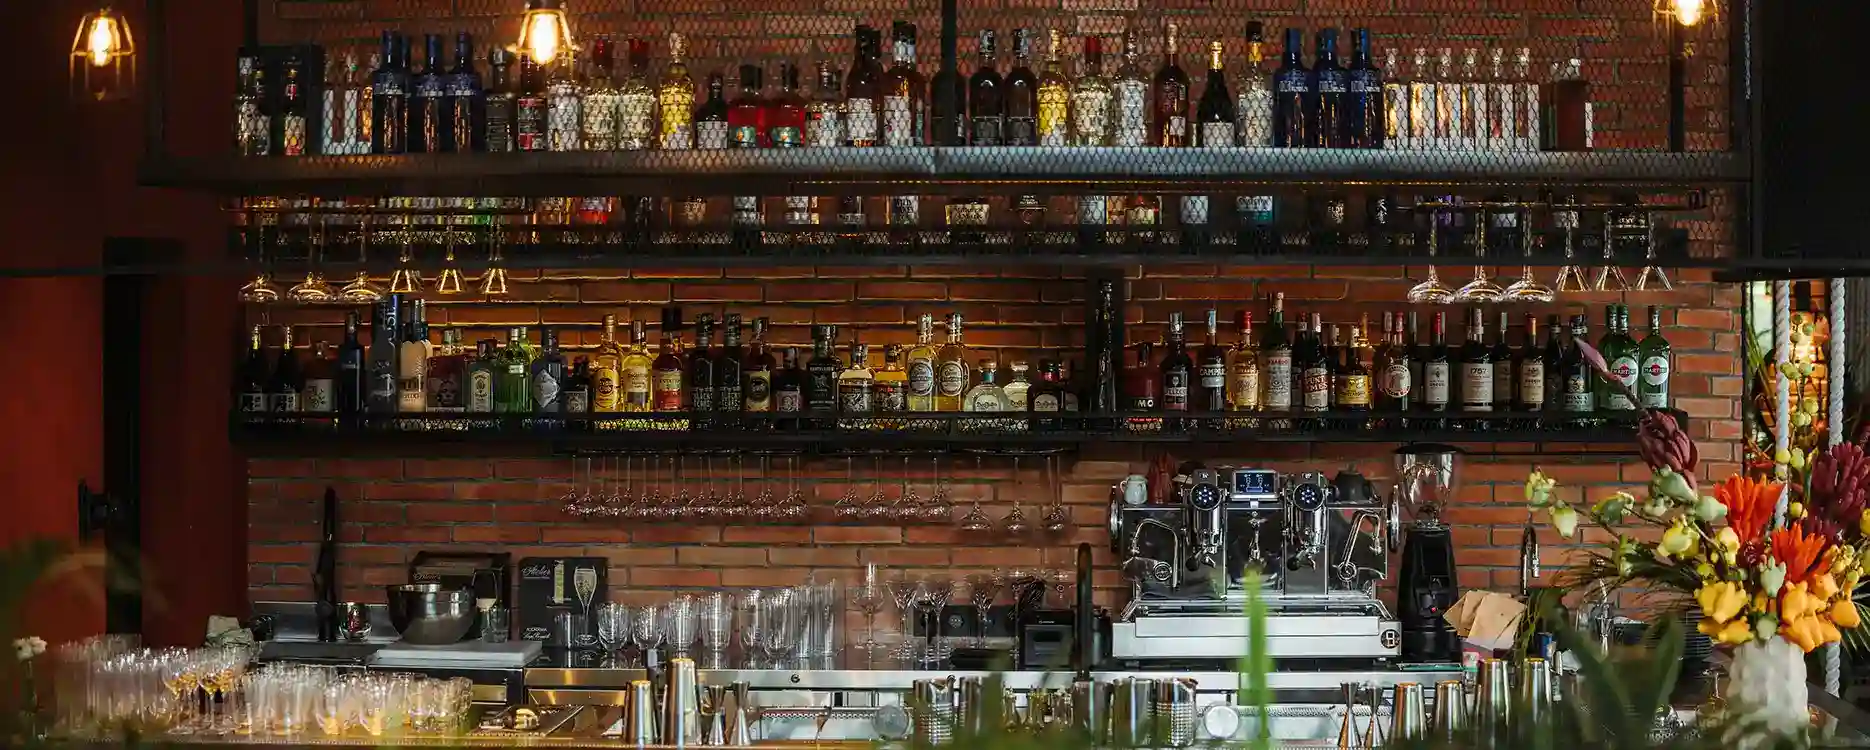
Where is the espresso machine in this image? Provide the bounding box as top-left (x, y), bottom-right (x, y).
top-left (1393, 444), bottom-right (1464, 664)
top-left (1107, 465), bottom-right (1401, 665)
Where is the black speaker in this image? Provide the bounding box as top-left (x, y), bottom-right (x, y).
top-left (1752, 0), bottom-right (1870, 265)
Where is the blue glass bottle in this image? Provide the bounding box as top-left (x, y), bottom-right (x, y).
top-left (1345, 28), bottom-right (1383, 149)
top-left (447, 32), bottom-right (484, 152)
top-left (370, 32), bottom-right (409, 154)
top-left (1271, 27), bottom-right (1310, 148)
top-left (411, 34), bottom-right (446, 152)
top-left (1311, 28), bottom-right (1345, 148)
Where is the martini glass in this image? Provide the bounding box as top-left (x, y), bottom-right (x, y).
top-left (1633, 227), bottom-right (1672, 291)
top-left (388, 224), bottom-right (423, 294)
top-left (287, 217), bottom-right (336, 303)
top-left (337, 215), bottom-right (385, 303)
top-left (1591, 208), bottom-right (1631, 292)
top-left (1553, 206), bottom-right (1591, 294)
top-left (1500, 208), bottom-right (1556, 302)
top-left (237, 222), bottom-right (281, 304)
top-left (1453, 211), bottom-right (1503, 303)
top-left (1406, 212), bottom-right (1455, 304)
top-left (480, 221), bottom-right (509, 296)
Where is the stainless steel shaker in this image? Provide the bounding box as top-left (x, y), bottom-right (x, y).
top-left (1519, 657), bottom-right (1553, 728)
top-left (1476, 658), bottom-right (1512, 740)
top-left (910, 677), bottom-right (957, 745)
top-left (956, 676), bottom-right (990, 739)
top-left (1431, 679), bottom-right (1468, 739)
top-left (1113, 677), bottom-right (1157, 747)
top-left (661, 656), bottom-right (701, 745)
top-left (1069, 678), bottom-right (1111, 743)
top-left (1150, 677), bottom-right (1199, 747)
top-left (626, 679), bottom-right (659, 745)
top-left (1390, 682), bottom-right (1426, 742)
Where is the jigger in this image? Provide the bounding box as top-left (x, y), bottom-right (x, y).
top-left (1390, 682), bottom-right (1426, 742)
top-left (1431, 680), bottom-right (1468, 739)
top-left (1476, 659), bottom-right (1513, 741)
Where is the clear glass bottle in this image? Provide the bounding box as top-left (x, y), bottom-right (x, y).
top-left (1070, 35), bottom-right (1113, 147)
top-left (1112, 27), bottom-right (1150, 148)
top-left (874, 344), bottom-right (908, 427)
top-left (1236, 22), bottom-right (1271, 147)
top-left (968, 29), bottom-right (1004, 145)
top-left (236, 52), bottom-right (268, 155)
top-left (1408, 48), bottom-right (1437, 150)
top-left (618, 38), bottom-right (657, 150)
top-left (1638, 305), bottom-right (1671, 409)
top-left (593, 314), bottom-right (625, 413)
top-left (806, 60), bottom-right (846, 147)
top-left (845, 25), bottom-right (884, 147)
top-left (935, 312), bottom-right (972, 412)
top-left (837, 342), bottom-right (876, 430)
top-left (620, 319), bottom-right (653, 413)
top-left (883, 21), bottom-right (926, 146)
top-left (1004, 28), bottom-right (1039, 146)
top-left (1512, 47), bottom-right (1538, 151)
top-left (1458, 48), bottom-right (1484, 150)
top-left (545, 53), bottom-right (582, 151)
top-left (964, 359), bottom-right (1012, 412)
top-left (495, 326), bottom-right (534, 414)
top-left (1434, 48), bottom-right (1460, 150)
top-left (1003, 361), bottom-right (1033, 411)
top-left (579, 37), bottom-right (622, 151)
top-left (906, 313), bottom-right (938, 411)
top-left (1380, 48), bottom-right (1407, 150)
top-left (1036, 29), bottom-right (1071, 146)
top-left (657, 33), bottom-right (695, 149)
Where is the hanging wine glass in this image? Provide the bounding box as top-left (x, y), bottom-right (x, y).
top-left (237, 215), bottom-right (282, 304)
top-left (288, 214), bottom-right (336, 303)
top-left (1633, 225), bottom-right (1672, 291)
top-left (918, 456), bottom-right (951, 524)
top-left (481, 217), bottom-right (510, 297)
top-left (1454, 203), bottom-right (1504, 303)
top-left (1500, 206), bottom-right (1555, 302)
top-left (1591, 206), bottom-right (1631, 292)
top-left (388, 217), bottom-right (423, 294)
top-left (957, 456), bottom-right (992, 532)
top-left (863, 455), bottom-right (893, 521)
top-left (436, 246), bottom-right (465, 294)
top-left (1553, 205), bottom-right (1590, 294)
top-left (1000, 456), bottom-right (1030, 537)
top-left (835, 457), bottom-right (863, 521)
top-left (1406, 203), bottom-right (1455, 304)
top-left (338, 212), bottom-right (385, 303)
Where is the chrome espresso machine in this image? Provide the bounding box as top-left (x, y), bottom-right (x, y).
top-left (1107, 465), bottom-right (1402, 666)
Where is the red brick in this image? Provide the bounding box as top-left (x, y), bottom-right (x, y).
top-left (407, 504), bottom-right (495, 524)
top-left (633, 527), bottom-right (724, 544)
top-left (346, 503), bottom-right (407, 524)
top-left (579, 281), bottom-right (675, 303)
top-left (320, 459), bottom-right (405, 479)
top-left (362, 527), bottom-right (452, 543)
top-left (857, 281), bottom-right (947, 300)
top-left (250, 459), bottom-right (318, 478)
top-left (772, 548), bottom-right (866, 566)
top-left (455, 481), bottom-right (572, 501)
top-left (452, 526), bottom-right (543, 544)
top-left (360, 482), bottom-right (455, 501)
top-left (673, 282), bottom-right (766, 302)
top-left (814, 526), bottom-right (904, 544)
top-left (678, 547), bottom-right (771, 566)
top-left (764, 281), bottom-right (856, 302)
top-left (542, 527), bottom-right (630, 544)
top-left (723, 527), bottom-right (812, 544)
top-left (403, 460), bottom-right (494, 479)
top-left (1676, 353), bottom-right (1738, 375)
top-left (631, 568), bottom-right (723, 587)
top-left (250, 545), bottom-right (317, 564)
top-left (720, 568), bottom-right (815, 587)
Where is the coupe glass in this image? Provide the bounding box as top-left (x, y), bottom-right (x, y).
top-left (1499, 209), bottom-right (1556, 302)
top-left (1406, 212), bottom-right (1455, 304)
top-left (1453, 215), bottom-right (1503, 303)
top-left (336, 216), bottom-right (385, 303)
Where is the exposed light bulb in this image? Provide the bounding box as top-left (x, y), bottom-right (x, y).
top-left (526, 12), bottom-right (562, 65)
top-left (1672, 0), bottom-right (1704, 26)
top-left (86, 16), bottom-right (117, 67)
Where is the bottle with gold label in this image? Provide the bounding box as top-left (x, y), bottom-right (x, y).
top-left (592, 315), bottom-right (625, 413)
top-left (837, 342), bottom-right (875, 430)
top-left (579, 38), bottom-right (622, 150)
top-left (397, 299), bottom-right (431, 413)
top-left (657, 33), bottom-right (695, 149)
top-left (874, 343), bottom-right (908, 426)
top-left (934, 312), bottom-right (972, 412)
top-left (1338, 325), bottom-right (1372, 425)
top-left (742, 317), bottom-right (776, 418)
top-left (906, 313), bottom-right (938, 412)
top-left (1036, 29), bottom-right (1070, 146)
top-left (620, 319), bottom-right (653, 414)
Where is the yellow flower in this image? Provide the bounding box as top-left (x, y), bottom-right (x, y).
top-left (1781, 582), bottom-right (1824, 622)
top-left (1832, 599), bottom-right (1863, 629)
top-left (1697, 581), bottom-right (1748, 624)
top-left (1525, 470), bottom-right (1557, 506)
top-left (1548, 505), bottom-right (1579, 539)
top-left (1698, 616), bottom-right (1755, 646)
top-left (1661, 520), bottom-right (1697, 558)
top-left (1812, 573), bottom-right (1841, 602)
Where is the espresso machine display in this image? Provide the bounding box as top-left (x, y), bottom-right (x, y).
top-left (1109, 465), bottom-right (1401, 665)
top-left (1394, 444), bottom-right (1465, 664)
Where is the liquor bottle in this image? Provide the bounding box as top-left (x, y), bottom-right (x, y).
top-left (964, 359), bottom-right (1012, 413)
top-left (1124, 342), bottom-right (1161, 422)
top-left (320, 52), bottom-right (358, 154)
top-left (652, 309), bottom-right (688, 415)
top-left (545, 52), bottom-right (582, 151)
top-left (1459, 308), bottom-right (1493, 423)
top-left (1639, 305), bottom-right (1671, 409)
top-left (935, 312), bottom-right (974, 411)
top-left (485, 48), bottom-right (517, 152)
top-left (1512, 48), bottom-right (1538, 151)
top-left (658, 33), bottom-right (696, 149)
top-left (280, 52), bottom-right (310, 156)
top-left (1378, 312), bottom-right (1413, 418)
top-left (931, 20), bottom-right (966, 147)
top-left (715, 314), bottom-right (745, 426)
top-left (1145, 23), bottom-right (1188, 147)
top-left (1326, 324), bottom-right (1344, 409)
top-left (515, 52), bottom-right (547, 151)
top-left (1004, 29), bottom-right (1039, 146)
top-left (806, 325), bottom-right (841, 425)
top-left (1434, 48), bottom-right (1460, 150)
top-left (770, 63), bottom-right (808, 148)
top-left (303, 341), bottom-right (335, 416)
top-left (1457, 48), bottom-right (1482, 150)
top-left (1030, 360), bottom-right (1066, 429)
top-left (467, 340), bottom-right (497, 415)
top-left (447, 33), bottom-right (482, 152)
top-left (427, 328), bottom-right (465, 412)
top-left (1071, 35), bottom-right (1113, 146)
top-left (1407, 310), bottom-right (1425, 412)
top-left (1345, 28), bottom-right (1381, 148)
top-left (1160, 312), bottom-right (1195, 424)
top-left (1236, 23), bottom-right (1272, 146)
top-left (562, 358), bottom-right (592, 422)
top-left (1261, 293), bottom-right (1292, 413)
top-left (688, 314), bottom-right (718, 428)
top-left (694, 72), bottom-right (729, 149)
top-left (730, 64), bottom-right (769, 148)
top-left (620, 320), bottom-right (654, 413)
top-left (968, 30), bottom-right (1004, 145)
top-left (875, 344), bottom-right (909, 420)
top-left (1197, 309), bottom-right (1228, 423)
top-left (846, 25), bottom-right (884, 147)
top-left (269, 327), bottom-right (303, 414)
top-left (1407, 48), bottom-right (1436, 150)
top-left (1339, 325), bottom-right (1372, 419)
top-left (1194, 41), bottom-right (1235, 148)
top-left (1312, 29), bottom-right (1346, 148)
top-left (1380, 48), bottom-right (1407, 149)
top-left (1003, 361), bottom-right (1033, 411)
top-left (533, 327), bottom-right (566, 416)
top-left (591, 315), bottom-right (624, 413)
top-left (1483, 48), bottom-right (1508, 151)
top-left (579, 37), bottom-right (621, 151)
top-left (1561, 315), bottom-right (1595, 421)
top-left (881, 21), bottom-right (926, 147)
top-left (371, 32), bottom-right (409, 154)
top-left (807, 61), bottom-right (847, 147)
top-left (1272, 28), bottom-right (1310, 148)
top-left (236, 51), bottom-right (271, 156)
top-left (743, 317), bottom-right (776, 417)
top-left (335, 312), bottom-right (366, 419)
top-left (1296, 313), bottom-right (1330, 415)
top-left (774, 347), bottom-right (806, 428)
top-left (367, 297), bottom-right (400, 413)
top-left (1599, 305), bottom-right (1636, 411)
top-left (838, 342), bottom-right (876, 428)
top-left (907, 313), bottom-right (938, 411)
top-left (606, 38), bottom-right (652, 150)
top-left (1518, 313), bottom-right (1546, 414)
top-left (1036, 29), bottom-right (1070, 146)
top-left (1489, 310), bottom-right (1516, 412)
top-left (409, 35), bottom-right (444, 152)
top-left (494, 327), bottom-right (533, 415)
top-left (398, 299), bottom-right (431, 412)
top-left (1229, 310), bottom-right (1262, 414)
top-left (1423, 311), bottom-right (1451, 420)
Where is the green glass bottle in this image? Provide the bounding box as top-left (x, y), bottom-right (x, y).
top-left (1638, 305), bottom-right (1671, 410)
top-left (1598, 305), bottom-right (1638, 412)
top-left (466, 340), bottom-right (499, 415)
top-left (495, 326), bottom-right (533, 414)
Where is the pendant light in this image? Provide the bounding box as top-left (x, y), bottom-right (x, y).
top-left (70, 6), bottom-right (136, 101)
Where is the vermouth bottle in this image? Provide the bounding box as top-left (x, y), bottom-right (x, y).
top-left (1491, 310), bottom-right (1515, 413)
top-left (545, 53), bottom-right (582, 151)
top-left (1338, 325), bottom-right (1372, 417)
top-left (1459, 308), bottom-right (1493, 428)
top-left (484, 47), bottom-right (517, 152)
top-left (1197, 309), bottom-right (1228, 427)
top-left (657, 33), bottom-right (696, 149)
top-left (1638, 305), bottom-right (1671, 409)
top-left (1518, 313), bottom-right (1546, 414)
top-left (1159, 312), bottom-right (1195, 427)
top-left (1109, 27), bottom-right (1148, 148)
top-left (1229, 310), bottom-right (1262, 416)
top-left (580, 37), bottom-right (622, 151)
top-left (1422, 311), bottom-right (1451, 423)
top-left (1560, 315), bottom-right (1595, 424)
top-left (1260, 293), bottom-right (1292, 415)
top-left (1377, 312), bottom-right (1413, 420)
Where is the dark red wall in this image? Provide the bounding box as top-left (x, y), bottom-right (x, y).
top-left (0, 0), bottom-right (243, 646)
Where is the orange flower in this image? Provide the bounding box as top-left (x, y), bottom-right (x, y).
top-left (1719, 475), bottom-right (1782, 546)
top-left (1771, 525), bottom-right (1831, 585)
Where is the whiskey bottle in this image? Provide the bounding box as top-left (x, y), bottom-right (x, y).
top-left (931, 19), bottom-right (966, 146)
top-left (875, 344), bottom-right (909, 421)
top-left (657, 33), bottom-right (695, 149)
top-left (1111, 27), bottom-right (1149, 148)
top-left (1030, 360), bottom-right (1066, 430)
top-left (1037, 29), bottom-right (1071, 146)
top-left (1228, 310), bottom-right (1262, 415)
top-left (336, 312), bottom-right (366, 419)
top-left (1272, 28), bottom-right (1310, 148)
top-left (1423, 311), bottom-right (1450, 421)
top-left (562, 358), bottom-right (592, 423)
top-left (906, 313), bottom-right (939, 411)
top-left (1312, 29), bottom-right (1346, 148)
top-left (1261, 293), bottom-right (1292, 414)
top-left (1518, 313), bottom-right (1546, 414)
top-left (1459, 308), bottom-right (1493, 428)
top-left (652, 309), bottom-right (688, 418)
top-left (716, 314), bottom-right (745, 427)
top-left (515, 52), bottom-right (547, 151)
top-left (742, 317), bottom-right (776, 417)
top-left (367, 297), bottom-right (400, 414)
top-left (495, 327), bottom-right (533, 415)
top-left (689, 314), bottom-right (718, 428)
top-left (371, 32), bottom-right (409, 154)
top-left (1197, 309), bottom-right (1228, 425)
top-left (398, 299), bottom-right (431, 413)
top-left (1071, 35), bottom-right (1113, 146)
top-left (968, 30), bottom-right (1004, 145)
top-left (532, 327), bottom-right (566, 417)
top-left (1492, 310), bottom-right (1515, 413)
top-left (1638, 305), bottom-right (1671, 409)
top-left (846, 25), bottom-right (884, 147)
top-left (935, 313), bottom-right (972, 412)
top-left (806, 325), bottom-right (842, 427)
top-left (484, 47), bottom-right (517, 152)
top-left (1004, 28), bottom-right (1039, 145)
top-left (838, 342), bottom-right (876, 429)
top-left (883, 21), bottom-right (926, 146)
top-left (620, 320), bottom-right (653, 413)
top-left (1338, 324), bottom-right (1372, 418)
top-left (1380, 48), bottom-right (1406, 149)
top-left (270, 326), bottom-right (304, 414)
top-left (775, 347), bottom-right (806, 428)
top-left (1003, 361), bottom-right (1033, 411)
top-left (807, 61), bottom-right (847, 147)
top-left (545, 53), bottom-right (582, 151)
top-left (1236, 22), bottom-right (1272, 146)
top-left (593, 314), bottom-right (625, 413)
top-left (1345, 28), bottom-right (1382, 148)
top-left (580, 37), bottom-right (622, 151)
top-left (1160, 312), bottom-right (1195, 426)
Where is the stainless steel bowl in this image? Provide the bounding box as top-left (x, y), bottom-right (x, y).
top-left (385, 584), bottom-right (476, 645)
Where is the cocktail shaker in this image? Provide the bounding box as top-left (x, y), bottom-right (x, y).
top-left (1069, 678), bottom-right (1111, 743)
top-left (661, 657), bottom-right (701, 745)
top-left (723, 680), bottom-right (753, 746)
top-left (956, 676), bottom-right (990, 739)
top-left (911, 677), bottom-right (957, 746)
top-left (1476, 658), bottom-right (1512, 740)
top-left (1390, 682), bottom-right (1426, 741)
top-left (1151, 678), bottom-right (1199, 747)
top-left (1113, 677), bottom-right (1157, 747)
top-left (1519, 657), bottom-right (1553, 727)
top-left (1431, 679), bottom-right (1467, 739)
top-left (625, 679), bottom-right (659, 745)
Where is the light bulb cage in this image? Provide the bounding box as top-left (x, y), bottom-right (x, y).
top-left (70, 7), bottom-right (137, 102)
top-left (517, 0), bottom-right (575, 67)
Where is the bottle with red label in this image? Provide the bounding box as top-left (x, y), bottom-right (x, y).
top-left (1298, 312), bottom-right (1332, 420)
top-left (652, 308), bottom-right (688, 423)
top-left (1124, 342), bottom-right (1161, 432)
top-left (515, 51), bottom-right (547, 151)
top-left (1159, 313), bottom-right (1194, 429)
top-left (729, 64), bottom-right (769, 148)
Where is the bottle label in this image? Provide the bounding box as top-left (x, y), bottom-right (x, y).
top-left (1461, 363), bottom-right (1494, 410)
top-left (241, 392), bottom-right (267, 413)
top-left (1237, 90), bottom-right (1273, 146)
top-left (1200, 122), bottom-right (1233, 148)
top-left (1316, 70), bottom-right (1347, 94)
top-left (776, 388), bottom-right (803, 413)
top-left (1231, 367), bottom-right (1261, 409)
top-left (546, 90), bottom-right (582, 151)
top-left (303, 380), bottom-right (334, 412)
top-left (1264, 353), bottom-right (1293, 409)
top-left (1112, 83), bottom-right (1148, 146)
top-left (970, 116), bottom-right (1002, 146)
top-left (1338, 374), bottom-right (1371, 407)
top-left (1005, 116), bottom-right (1037, 146)
top-left (581, 94), bottom-right (620, 149)
top-left (697, 120), bottom-right (729, 149)
top-left (1424, 362), bottom-right (1450, 406)
top-left (282, 116), bottom-right (307, 156)
top-left (1033, 393), bottom-right (1060, 412)
top-left (840, 383), bottom-right (874, 413)
top-left (1301, 366), bottom-right (1330, 410)
top-left (908, 359), bottom-right (935, 397)
top-left (1276, 71), bottom-right (1307, 94)
top-left (718, 378), bottom-right (742, 413)
top-left (883, 96), bottom-right (916, 146)
top-left (653, 370), bottom-right (684, 410)
top-left (970, 392), bottom-right (1004, 412)
top-left (731, 124), bottom-right (759, 148)
top-left (771, 124), bottom-right (802, 147)
top-left (564, 388), bottom-right (590, 414)
top-left (1199, 363), bottom-right (1227, 390)
top-left (1038, 90), bottom-right (1070, 146)
top-left (660, 122), bottom-right (694, 150)
top-left (937, 361), bottom-right (968, 397)
top-left (623, 368), bottom-right (651, 409)
top-left (1608, 356), bottom-right (1639, 409)
top-left (1180, 195), bottom-right (1208, 225)
top-left (371, 363), bottom-right (398, 402)
top-left (807, 110), bottom-right (844, 147)
top-left (469, 370), bottom-right (494, 412)
top-left (1382, 362), bottom-right (1411, 399)
top-left (268, 392), bottom-right (300, 413)
top-left (875, 382), bottom-right (905, 412)
top-left (1069, 90), bottom-right (1111, 144)
top-left (692, 384), bottom-right (717, 412)
top-left (516, 97), bottom-right (547, 151)
top-left (1163, 372), bottom-right (1190, 410)
top-left (808, 367), bottom-right (837, 410)
top-left (1349, 72), bottom-right (1379, 94)
top-left (485, 98), bottom-right (516, 152)
top-left (534, 370), bottom-right (560, 411)
top-left (593, 367), bottom-right (620, 410)
top-left (1564, 374), bottom-right (1594, 411)
top-left (399, 374), bottom-right (427, 411)
top-left (1492, 361), bottom-right (1514, 405)
top-left (1642, 356), bottom-right (1670, 387)
top-left (745, 371), bottom-right (772, 411)
top-left (846, 98), bottom-right (879, 144)
top-left (1518, 360), bottom-right (1545, 409)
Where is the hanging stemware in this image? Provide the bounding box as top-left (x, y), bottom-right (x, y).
top-left (1633, 222), bottom-right (1672, 291)
top-left (863, 455), bottom-right (893, 521)
top-left (921, 456), bottom-right (953, 524)
top-left (435, 235), bottom-right (465, 294)
top-left (388, 215), bottom-right (423, 294)
top-left (1500, 206), bottom-right (1556, 302)
top-left (1040, 455), bottom-right (1071, 535)
top-left (834, 457), bottom-right (863, 520)
top-left (780, 455), bottom-right (811, 523)
top-left (1553, 204), bottom-right (1590, 294)
top-left (338, 212), bottom-right (386, 303)
top-left (1000, 456), bottom-right (1031, 537)
top-left (237, 212), bottom-right (282, 304)
top-left (481, 216), bottom-right (510, 296)
top-left (1453, 203), bottom-right (1503, 303)
top-left (957, 456), bottom-right (993, 532)
top-left (1591, 206), bottom-right (1631, 292)
top-left (288, 213), bottom-right (336, 303)
top-left (1406, 201), bottom-right (1455, 304)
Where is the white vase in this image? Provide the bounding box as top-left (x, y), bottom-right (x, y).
top-left (1723, 636), bottom-right (1810, 747)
